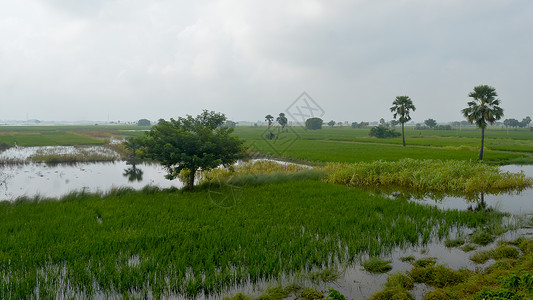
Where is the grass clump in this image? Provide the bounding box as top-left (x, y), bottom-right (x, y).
top-left (461, 244), bottom-right (477, 252)
top-left (300, 287), bottom-right (325, 300)
top-left (363, 257), bottom-right (393, 274)
top-left (409, 263), bottom-right (470, 288)
top-left (399, 256), bottom-right (415, 263)
top-left (444, 237), bottom-right (465, 248)
top-left (470, 250), bottom-right (493, 264)
top-left (309, 267), bottom-right (341, 284)
top-left (324, 159), bottom-right (532, 194)
top-left (470, 244), bottom-right (520, 264)
top-left (470, 229), bottom-right (495, 245)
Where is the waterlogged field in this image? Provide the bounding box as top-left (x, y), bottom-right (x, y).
top-left (1, 125), bottom-right (533, 299)
top-left (0, 180), bottom-right (506, 299)
top-left (0, 125), bottom-right (149, 147)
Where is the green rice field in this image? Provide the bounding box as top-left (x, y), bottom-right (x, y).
top-left (1, 124), bottom-right (533, 299)
top-left (0, 181), bottom-right (504, 298)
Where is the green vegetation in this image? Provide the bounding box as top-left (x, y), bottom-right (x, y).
top-left (0, 124), bottom-right (149, 146)
top-left (138, 111), bottom-right (246, 190)
top-left (363, 257), bottom-right (393, 274)
top-left (370, 238), bottom-right (533, 299)
top-left (324, 159), bottom-right (532, 194)
top-left (233, 126), bottom-right (533, 165)
top-left (462, 85), bottom-right (505, 160)
top-left (0, 180), bottom-right (505, 298)
top-left (390, 95), bottom-right (416, 147)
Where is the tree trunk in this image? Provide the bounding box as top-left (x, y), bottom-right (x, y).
top-left (401, 123), bottom-right (406, 147)
top-left (479, 127), bottom-right (485, 160)
top-left (188, 169), bottom-right (196, 190)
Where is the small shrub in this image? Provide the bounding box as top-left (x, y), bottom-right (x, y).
top-left (369, 126), bottom-right (401, 139)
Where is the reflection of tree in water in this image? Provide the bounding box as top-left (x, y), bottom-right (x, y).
top-left (123, 163), bottom-right (143, 182)
top-left (467, 192), bottom-right (493, 212)
top-left (0, 167), bottom-right (14, 197)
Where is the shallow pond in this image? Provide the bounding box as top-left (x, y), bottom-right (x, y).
top-left (0, 161), bottom-right (180, 201)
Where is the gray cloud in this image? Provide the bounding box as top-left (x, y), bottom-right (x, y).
top-left (1, 0), bottom-right (532, 123)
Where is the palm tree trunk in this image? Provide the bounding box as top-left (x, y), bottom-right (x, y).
top-left (479, 127), bottom-right (485, 160)
top-left (401, 123), bottom-right (406, 147)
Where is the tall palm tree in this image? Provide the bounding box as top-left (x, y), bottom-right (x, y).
top-left (390, 96), bottom-right (416, 146)
top-left (265, 114), bottom-right (274, 129)
top-left (462, 85), bottom-right (504, 160)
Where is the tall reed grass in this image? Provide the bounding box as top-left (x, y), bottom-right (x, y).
top-left (324, 159), bottom-right (533, 194)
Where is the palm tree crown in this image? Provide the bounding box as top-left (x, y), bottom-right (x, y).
top-left (390, 96), bottom-right (416, 124)
top-left (461, 85), bottom-right (503, 129)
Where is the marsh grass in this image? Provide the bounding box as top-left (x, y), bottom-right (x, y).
top-left (324, 158), bottom-right (533, 194)
top-left (363, 257), bottom-right (393, 274)
top-left (29, 146), bottom-right (120, 163)
top-left (372, 238), bottom-right (533, 299)
top-left (0, 180), bottom-right (503, 298)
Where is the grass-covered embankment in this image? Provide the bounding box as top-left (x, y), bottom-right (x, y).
top-left (0, 180), bottom-right (504, 299)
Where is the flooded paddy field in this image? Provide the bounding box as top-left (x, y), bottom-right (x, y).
top-left (1, 146), bottom-right (533, 299)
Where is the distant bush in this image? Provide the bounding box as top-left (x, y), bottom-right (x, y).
top-left (415, 124), bottom-right (452, 130)
top-left (137, 119), bottom-right (151, 126)
top-left (369, 126), bottom-right (401, 138)
top-left (305, 117), bottom-right (323, 130)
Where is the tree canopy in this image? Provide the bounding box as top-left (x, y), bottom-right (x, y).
top-left (139, 110), bottom-right (246, 190)
top-left (137, 119), bottom-right (151, 126)
top-left (276, 113), bottom-right (288, 131)
top-left (461, 85), bottom-right (504, 160)
top-left (305, 117), bottom-right (323, 130)
top-left (424, 118), bottom-right (437, 128)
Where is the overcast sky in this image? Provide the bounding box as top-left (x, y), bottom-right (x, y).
top-left (1, 0), bottom-right (532, 123)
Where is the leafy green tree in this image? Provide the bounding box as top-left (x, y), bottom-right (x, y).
top-left (424, 118), bottom-right (437, 128)
top-left (276, 113), bottom-right (288, 131)
top-left (520, 116), bottom-right (531, 128)
top-left (265, 114), bottom-right (274, 129)
top-left (139, 110), bottom-right (246, 190)
top-left (390, 96), bottom-right (416, 146)
top-left (327, 120), bottom-right (336, 127)
top-left (305, 117), bottom-right (323, 130)
top-left (137, 119), bottom-right (151, 126)
top-left (461, 85), bottom-right (504, 160)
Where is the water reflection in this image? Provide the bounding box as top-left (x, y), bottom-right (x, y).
top-left (123, 163), bottom-right (144, 182)
top-left (0, 161), bottom-right (180, 201)
top-left (371, 179), bottom-right (532, 214)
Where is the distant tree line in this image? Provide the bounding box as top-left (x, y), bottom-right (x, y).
top-left (503, 117), bottom-right (531, 128)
